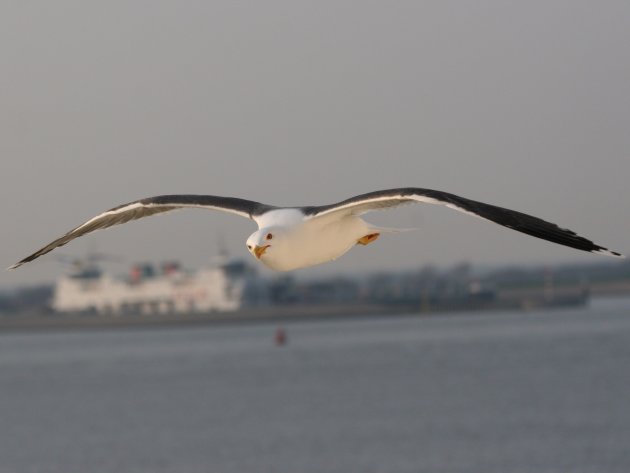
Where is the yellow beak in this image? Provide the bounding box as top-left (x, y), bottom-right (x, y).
top-left (253, 245), bottom-right (270, 259)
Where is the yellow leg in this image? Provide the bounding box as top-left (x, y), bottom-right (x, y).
top-left (357, 232), bottom-right (380, 246)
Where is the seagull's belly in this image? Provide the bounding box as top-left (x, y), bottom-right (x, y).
top-left (262, 217), bottom-right (370, 271)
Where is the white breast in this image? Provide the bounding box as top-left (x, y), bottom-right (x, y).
top-left (261, 215), bottom-right (371, 271)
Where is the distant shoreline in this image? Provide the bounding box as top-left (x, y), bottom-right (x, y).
top-left (0, 289), bottom-right (594, 333)
top-left (0, 304), bottom-right (422, 333)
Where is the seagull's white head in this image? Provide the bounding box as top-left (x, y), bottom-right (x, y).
top-left (246, 227), bottom-right (287, 268)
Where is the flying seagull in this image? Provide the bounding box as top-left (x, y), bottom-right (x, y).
top-left (8, 188), bottom-right (623, 271)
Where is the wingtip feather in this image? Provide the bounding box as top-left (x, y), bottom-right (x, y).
top-left (593, 248), bottom-right (625, 258)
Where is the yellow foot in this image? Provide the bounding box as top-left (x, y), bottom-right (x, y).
top-left (357, 232), bottom-right (380, 246)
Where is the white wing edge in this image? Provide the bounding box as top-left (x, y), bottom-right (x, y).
top-left (8, 199), bottom-right (257, 270)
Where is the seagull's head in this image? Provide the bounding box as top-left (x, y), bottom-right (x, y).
top-left (246, 227), bottom-right (285, 266)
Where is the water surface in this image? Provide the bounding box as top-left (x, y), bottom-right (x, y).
top-left (2, 298), bottom-right (630, 473)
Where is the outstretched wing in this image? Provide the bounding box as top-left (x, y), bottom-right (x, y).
top-left (9, 195), bottom-right (275, 269)
top-left (302, 187), bottom-right (623, 258)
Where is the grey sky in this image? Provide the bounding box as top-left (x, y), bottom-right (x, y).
top-left (2, 1), bottom-right (629, 287)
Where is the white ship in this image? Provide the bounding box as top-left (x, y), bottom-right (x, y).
top-left (52, 258), bottom-right (269, 315)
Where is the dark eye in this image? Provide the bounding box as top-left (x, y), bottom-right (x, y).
top-left (266, 233), bottom-right (273, 240)
top-left (247, 245), bottom-right (252, 250)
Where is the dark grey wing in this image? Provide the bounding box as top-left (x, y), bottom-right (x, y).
top-left (9, 195), bottom-right (275, 269)
top-left (302, 187), bottom-right (624, 258)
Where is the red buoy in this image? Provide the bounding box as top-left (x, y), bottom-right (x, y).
top-left (275, 327), bottom-right (287, 346)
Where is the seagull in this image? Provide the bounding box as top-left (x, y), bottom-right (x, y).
top-left (8, 188), bottom-right (623, 271)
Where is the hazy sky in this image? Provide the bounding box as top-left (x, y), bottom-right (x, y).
top-left (2, 1), bottom-right (629, 287)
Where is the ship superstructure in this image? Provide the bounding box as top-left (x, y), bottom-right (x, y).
top-left (52, 259), bottom-right (268, 315)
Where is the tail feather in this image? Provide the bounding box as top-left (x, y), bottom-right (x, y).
top-left (367, 224), bottom-right (418, 234)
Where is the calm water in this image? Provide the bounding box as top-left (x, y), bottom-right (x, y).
top-left (2, 298), bottom-right (630, 473)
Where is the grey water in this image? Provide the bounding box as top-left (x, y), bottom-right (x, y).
top-left (2, 299), bottom-right (630, 473)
